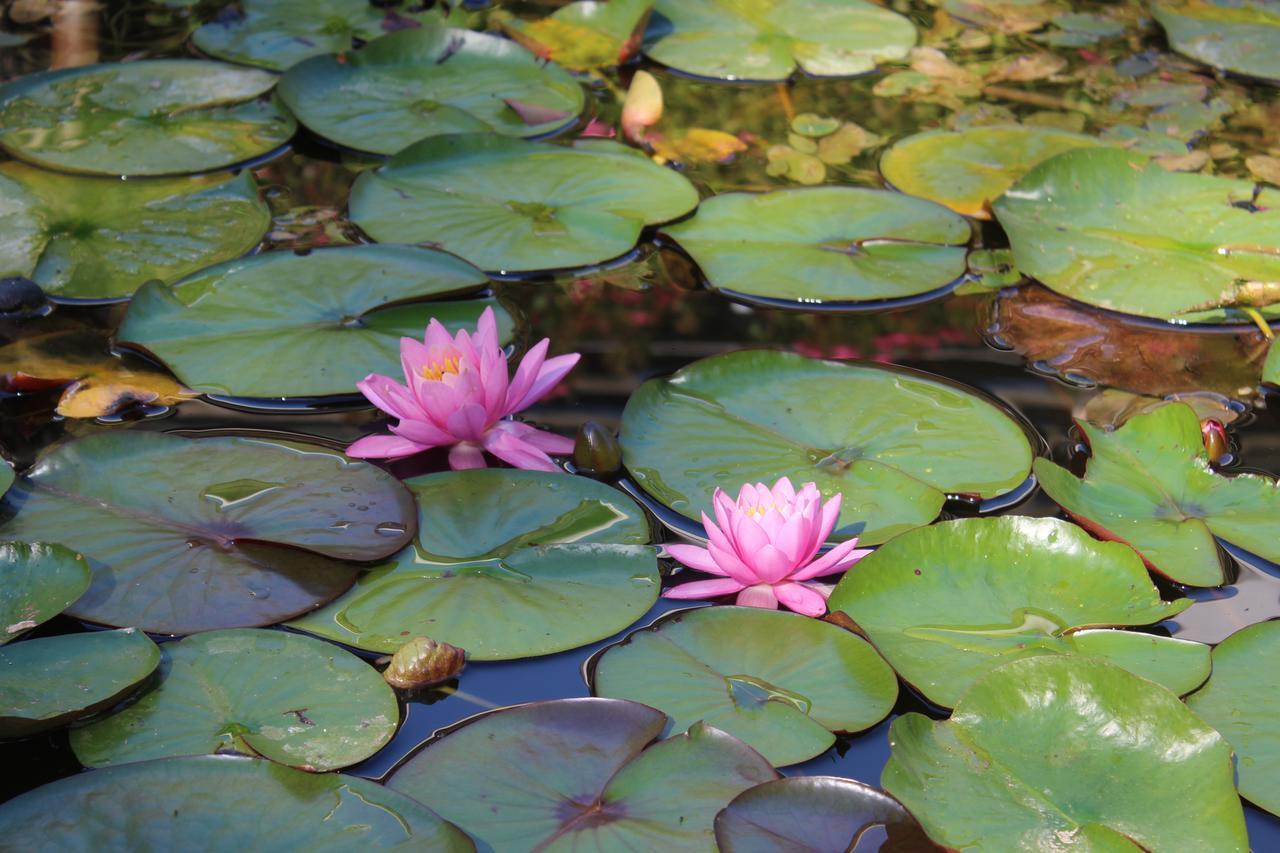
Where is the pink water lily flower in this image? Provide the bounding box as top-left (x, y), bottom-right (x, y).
top-left (346, 307), bottom-right (580, 472)
top-left (663, 477), bottom-right (870, 617)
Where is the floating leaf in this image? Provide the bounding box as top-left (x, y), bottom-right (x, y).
top-left (650, 128), bottom-right (747, 166)
top-left (940, 0), bottom-right (1063, 33)
top-left (1153, 0), bottom-right (1280, 84)
top-left (493, 0), bottom-right (654, 71)
top-left (1265, 337), bottom-right (1280, 386)
top-left (1247, 154), bottom-right (1280, 186)
top-left (0, 542), bottom-right (88, 645)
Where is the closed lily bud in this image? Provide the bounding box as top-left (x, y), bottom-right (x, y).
top-left (383, 637), bottom-right (466, 690)
top-left (622, 70), bottom-right (663, 144)
top-left (1201, 419), bottom-right (1229, 463)
top-left (573, 420), bottom-right (622, 476)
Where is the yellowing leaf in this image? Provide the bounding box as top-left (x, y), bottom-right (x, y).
top-left (651, 129), bottom-right (747, 165)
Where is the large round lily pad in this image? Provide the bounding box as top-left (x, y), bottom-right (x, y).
top-left (1, 541), bottom-right (89, 645)
top-left (993, 147), bottom-right (1280, 323)
top-left (661, 187), bottom-right (970, 306)
top-left (1035, 402), bottom-right (1280, 587)
top-left (279, 26), bottom-right (584, 155)
top-left (0, 60), bottom-right (296, 176)
top-left (0, 431), bottom-right (415, 635)
top-left (0, 755), bottom-right (473, 850)
top-left (117, 245), bottom-right (509, 399)
top-left (1153, 1), bottom-right (1280, 84)
top-left (0, 628), bottom-right (160, 738)
top-left (828, 516), bottom-right (1203, 708)
top-left (349, 134), bottom-right (700, 273)
top-left (0, 161), bottom-right (269, 302)
top-left (619, 350), bottom-right (1034, 545)
top-left (643, 0), bottom-right (916, 82)
top-left (492, 0), bottom-right (654, 71)
top-left (591, 606), bottom-right (897, 766)
top-left (291, 469), bottom-right (658, 659)
top-left (883, 655), bottom-right (1249, 851)
top-left (387, 698), bottom-right (778, 850)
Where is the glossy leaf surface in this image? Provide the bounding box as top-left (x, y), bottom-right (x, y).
top-left (494, 0), bottom-right (653, 71)
top-left (0, 542), bottom-right (89, 645)
top-left (1153, 0), bottom-right (1280, 83)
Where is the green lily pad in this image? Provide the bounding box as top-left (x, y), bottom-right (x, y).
top-left (493, 0), bottom-right (654, 71)
top-left (387, 698), bottom-right (778, 849)
top-left (0, 755), bottom-right (473, 850)
top-left (828, 516), bottom-right (1203, 708)
top-left (349, 134), bottom-right (699, 273)
top-left (0, 462), bottom-right (11, 497)
top-left (1265, 337), bottom-right (1280, 387)
top-left (0, 60), bottom-right (296, 176)
top-left (291, 469), bottom-right (658, 659)
top-left (591, 606), bottom-right (897, 766)
top-left (643, 0), bottom-right (917, 82)
top-left (118, 245), bottom-right (509, 399)
top-left (1186, 621), bottom-right (1280, 816)
top-left (880, 125), bottom-right (1107, 219)
top-left (279, 27), bottom-right (584, 156)
top-left (661, 187), bottom-right (970, 306)
top-left (0, 431), bottom-right (415, 635)
top-left (1035, 402), bottom-right (1280, 587)
top-left (619, 350), bottom-right (1034, 545)
top-left (1, 542), bottom-right (89, 645)
top-left (1153, 1), bottom-right (1280, 84)
top-left (70, 629), bottom-right (397, 771)
top-left (0, 628), bottom-right (160, 738)
top-left (883, 655), bottom-right (1249, 851)
top-left (993, 147), bottom-right (1280, 323)
top-left (0, 162), bottom-right (269, 302)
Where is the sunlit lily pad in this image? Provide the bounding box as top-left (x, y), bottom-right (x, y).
top-left (1153, 0), bottom-right (1280, 84)
top-left (1035, 402), bottom-right (1280, 587)
top-left (828, 516), bottom-right (1202, 707)
top-left (0, 755), bottom-right (473, 850)
top-left (0, 628), bottom-right (160, 738)
top-left (0, 431), bottom-right (415, 635)
top-left (493, 0), bottom-right (653, 71)
top-left (883, 655), bottom-right (1248, 851)
top-left (619, 350), bottom-right (1034, 545)
top-left (1266, 338), bottom-right (1280, 386)
top-left (994, 147), bottom-right (1280, 323)
top-left (387, 698), bottom-right (777, 849)
top-left (349, 134), bottom-right (699, 272)
top-left (278, 27), bottom-right (584, 156)
top-left (291, 469), bottom-right (658, 659)
top-left (591, 606), bottom-right (897, 766)
top-left (0, 162), bottom-right (269, 301)
top-left (643, 0), bottom-right (916, 82)
top-left (0, 60), bottom-right (295, 176)
top-left (1, 542), bottom-right (89, 645)
top-left (662, 187), bottom-right (970, 306)
top-left (941, 0), bottom-right (1063, 33)
top-left (118, 245), bottom-right (509, 399)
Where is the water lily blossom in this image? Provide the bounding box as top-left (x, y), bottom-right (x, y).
top-left (663, 478), bottom-right (870, 617)
top-left (346, 307), bottom-right (580, 471)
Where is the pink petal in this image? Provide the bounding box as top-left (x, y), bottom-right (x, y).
top-left (390, 418), bottom-right (454, 447)
top-left (773, 582), bottom-right (828, 617)
top-left (775, 510), bottom-right (817, 565)
top-left (752, 543), bottom-right (798, 584)
top-left (708, 541), bottom-right (759, 585)
top-left (757, 507), bottom-right (786, 541)
top-left (728, 512), bottom-right (770, 565)
top-left (478, 349), bottom-right (510, 419)
top-left (399, 337), bottom-right (433, 378)
top-left (771, 477), bottom-right (796, 506)
top-left (736, 584), bottom-right (779, 609)
top-left (446, 402), bottom-right (492, 441)
top-left (346, 432), bottom-right (426, 459)
top-left (448, 442), bottom-right (487, 470)
top-left (663, 578), bottom-right (746, 600)
top-left (482, 429), bottom-right (561, 472)
top-left (475, 306), bottom-right (499, 352)
top-left (491, 419), bottom-right (574, 454)
top-left (510, 353), bottom-right (581, 412)
top-left (664, 543), bottom-right (727, 575)
top-left (356, 373), bottom-right (417, 420)
top-left (504, 338), bottom-right (549, 413)
top-left (423, 318), bottom-right (455, 351)
top-left (790, 539), bottom-right (872, 581)
top-left (814, 492), bottom-right (843, 544)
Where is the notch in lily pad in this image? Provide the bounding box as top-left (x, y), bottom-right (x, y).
top-left (1, 541), bottom-right (89, 645)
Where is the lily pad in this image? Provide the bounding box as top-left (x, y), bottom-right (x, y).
top-left (591, 606), bottom-right (897, 766)
top-left (0, 755), bottom-right (473, 850)
top-left (1153, 1), bottom-right (1280, 84)
top-left (827, 516), bottom-right (1203, 707)
top-left (643, 0), bottom-right (917, 82)
top-left (993, 147), bottom-right (1280, 323)
top-left (1265, 337), bottom-right (1280, 387)
top-left (118, 245), bottom-right (509, 399)
top-left (1186, 621), bottom-right (1280, 816)
top-left (0, 161), bottom-right (270, 302)
top-left (1, 542), bottom-right (89, 645)
top-left (291, 469), bottom-right (658, 659)
top-left (70, 629), bottom-right (397, 771)
top-left (387, 698), bottom-right (778, 849)
top-left (278, 27), bottom-right (584, 156)
top-left (880, 125), bottom-right (1106, 219)
top-left (0, 60), bottom-right (295, 176)
top-left (619, 350), bottom-right (1034, 545)
top-left (941, 0), bottom-right (1063, 33)
top-left (493, 0), bottom-right (653, 71)
top-left (1035, 402), bottom-right (1280, 587)
top-left (349, 134), bottom-right (699, 273)
top-left (883, 655), bottom-right (1248, 851)
top-left (661, 187), bottom-right (970, 306)
top-left (0, 628), bottom-right (160, 738)
top-left (0, 431), bottom-right (415, 635)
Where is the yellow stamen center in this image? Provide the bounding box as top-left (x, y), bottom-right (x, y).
top-left (421, 356), bottom-right (461, 382)
top-left (745, 501), bottom-right (774, 519)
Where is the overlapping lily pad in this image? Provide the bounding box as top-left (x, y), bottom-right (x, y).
top-left (0, 431), bottom-right (415, 635)
top-left (662, 187), bottom-right (970, 306)
top-left (118, 245), bottom-right (509, 399)
top-left (1265, 337), bottom-right (1280, 387)
top-left (643, 0), bottom-right (916, 82)
top-left (883, 655), bottom-right (1249, 851)
top-left (0, 755), bottom-right (473, 850)
top-left (1, 542), bottom-right (89, 644)
top-left (349, 134), bottom-right (699, 272)
top-left (994, 147), bottom-right (1280, 323)
top-left (291, 469), bottom-right (658, 659)
top-left (828, 516), bottom-right (1203, 707)
top-left (1153, 1), bottom-right (1280, 84)
top-left (0, 162), bottom-right (269, 301)
top-left (619, 350), bottom-right (1034, 544)
top-left (387, 698), bottom-right (778, 849)
top-left (1035, 402), bottom-right (1280, 587)
top-left (494, 0), bottom-right (653, 71)
top-left (591, 606), bottom-right (897, 766)
top-left (0, 60), bottom-right (295, 176)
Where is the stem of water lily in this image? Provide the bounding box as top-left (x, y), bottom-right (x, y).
top-left (775, 82), bottom-right (795, 122)
top-left (1243, 306), bottom-right (1274, 339)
